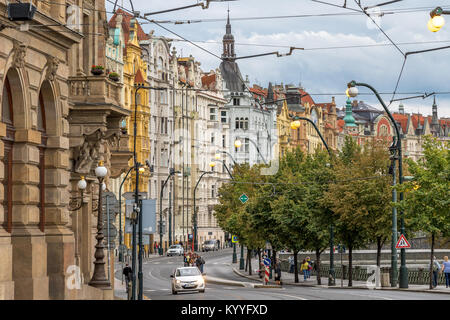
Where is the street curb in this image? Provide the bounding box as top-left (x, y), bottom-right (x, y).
top-left (376, 287), bottom-right (450, 295)
top-left (232, 268), bottom-right (282, 288)
top-left (205, 277), bottom-right (246, 287)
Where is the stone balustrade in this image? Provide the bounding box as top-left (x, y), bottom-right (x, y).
top-left (69, 76), bottom-right (122, 107)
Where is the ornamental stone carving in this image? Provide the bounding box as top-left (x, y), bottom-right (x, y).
top-left (12, 40), bottom-right (27, 69)
top-left (45, 56), bottom-right (60, 81)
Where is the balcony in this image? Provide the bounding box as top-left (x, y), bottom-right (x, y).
top-left (69, 76), bottom-right (122, 107)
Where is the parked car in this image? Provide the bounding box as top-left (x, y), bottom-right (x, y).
top-left (167, 244), bottom-right (184, 256)
top-left (202, 240), bottom-right (218, 252)
top-left (171, 267), bottom-right (205, 294)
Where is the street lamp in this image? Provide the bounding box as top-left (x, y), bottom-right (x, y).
top-left (160, 168), bottom-right (181, 255)
top-left (234, 137), bottom-right (268, 165)
top-left (89, 161), bottom-right (110, 288)
top-left (69, 176), bottom-right (87, 211)
top-left (211, 158), bottom-right (234, 180)
top-left (347, 80), bottom-right (408, 288)
top-left (216, 149), bottom-right (237, 166)
top-left (428, 7), bottom-right (449, 32)
top-left (288, 114), bottom-right (335, 286)
top-left (193, 165), bottom-right (215, 252)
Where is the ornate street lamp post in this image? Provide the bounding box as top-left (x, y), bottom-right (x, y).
top-left (347, 81), bottom-right (408, 288)
top-left (160, 168), bottom-right (181, 255)
top-left (193, 166), bottom-right (214, 252)
top-left (88, 161), bottom-right (110, 288)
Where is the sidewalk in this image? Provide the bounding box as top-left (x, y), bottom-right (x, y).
top-left (230, 259), bottom-right (450, 295)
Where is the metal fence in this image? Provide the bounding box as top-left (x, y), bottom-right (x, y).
top-left (281, 261), bottom-right (447, 285)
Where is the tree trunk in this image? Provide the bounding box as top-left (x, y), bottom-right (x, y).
top-left (376, 237), bottom-right (382, 267)
top-left (348, 245), bottom-right (353, 287)
top-left (245, 248), bottom-right (249, 272)
top-left (315, 248), bottom-right (321, 285)
top-left (248, 247), bottom-right (252, 275)
top-left (429, 233), bottom-right (435, 290)
top-left (258, 248), bottom-right (261, 275)
top-left (294, 251), bottom-right (299, 283)
top-left (272, 249), bottom-right (277, 278)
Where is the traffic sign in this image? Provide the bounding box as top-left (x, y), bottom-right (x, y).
top-left (396, 234), bottom-right (411, 249)
top-left (239, 194), bottom-right (249, 204)
top-left (263, 258), bottom-right (271, 266)
top-left (232, 235), bottom-right (239, 243)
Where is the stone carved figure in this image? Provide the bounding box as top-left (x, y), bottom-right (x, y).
top-left (12, 40), bottom-right (27, 69)
top-left (45, 56), bottom-right (60, 81)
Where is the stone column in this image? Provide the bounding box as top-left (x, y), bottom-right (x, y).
top-left (11, 129), bottom-right (49, 300)
top-left (44, 136), bottom-right (75, 300)
top-left (0, 123), bottom-right (14, 299)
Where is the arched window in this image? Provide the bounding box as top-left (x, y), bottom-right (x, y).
top-left (244, 117), bottom-right (249, 130)
top-left (2, 76), bottom-right (14, 233)
top-left (235, 117), bottom-right (239, 129)
top-left (37, 89), bottom-right (48, 231)
top-left (240, 117), bottom-right (244, 129)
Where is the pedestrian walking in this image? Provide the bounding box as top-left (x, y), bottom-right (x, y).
top-left (196, 255), bottom-right (205, 273)
top-left (300, 259), bottom-right (309, 281)
top-left (274, 259), bottom-right (282, 285)
top-left (122, 263), bottom-right (132, 290)
top-left (306, 257), bottom-right (312, 279)
top-left (288, 256), bottom-right (295, 273)
top-left (441, 256), bottom-right (450, 288)
top-left (431, 256), bottom-right (441, 288)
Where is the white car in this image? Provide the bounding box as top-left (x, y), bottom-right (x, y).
top-left (171, 267), bottom-right (205, 294)
top-left (167, 244), bottom-right (184, 256)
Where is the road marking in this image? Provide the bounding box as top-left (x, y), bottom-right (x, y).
top-left (344, 291), bottom-right (393, 300)
top-left (268, 292), bottom-right (308, 300)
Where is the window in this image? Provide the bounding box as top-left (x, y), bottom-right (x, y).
top-left (244, 118), bottom-right (249, 130)
top-left (211, 185), bottom-right (216, 198)
top-left (233, 98), bottom-right (240, 106)
top-left (240, 118), bottom-right (244, 129)
top-left (244, 138), bottom-right (250, 153)
top-left (211, 133), bottom-right (215, 144)
top-left (235, 117), bottom-right (239, 129)
top-left (209, 107), bottom-right (217, 121)
top-left (221, 111), bottom-right (227, 123)
top-left (222, 135), bottom-right (226, 148)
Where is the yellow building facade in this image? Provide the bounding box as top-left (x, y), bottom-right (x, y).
top-left (120, 18), bottom-right (151, 248)
top-left (277, 100), bottom-right (292, 158)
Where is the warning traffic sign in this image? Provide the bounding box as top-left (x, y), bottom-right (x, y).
top-left (396, 234), bottom-right (411, 249)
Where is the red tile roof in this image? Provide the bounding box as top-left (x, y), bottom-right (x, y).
top-left (108, 9), bottom-right (149, 55)
top-left (392, 113), bottom-right (408, 133)
top-left (134, 69), bottom-right (145, 84)
top-left (299, 89), bottom-right (315, 105)
top-left (202, 74), bottom-right (216, 89)
top-left (337, 119), bottom-right (345, 132)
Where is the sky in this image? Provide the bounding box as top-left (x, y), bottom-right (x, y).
top-left (106, 0), bottom-right (450, 118)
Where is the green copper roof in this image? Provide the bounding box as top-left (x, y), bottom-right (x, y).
top-left (343, 98), bottom-right (357, 127)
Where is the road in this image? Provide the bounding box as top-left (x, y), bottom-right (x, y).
top-left (115, 248), bottom-right (450, 300)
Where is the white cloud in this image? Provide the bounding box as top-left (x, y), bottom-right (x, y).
top-left (107, 0), bottom-right (450, 117)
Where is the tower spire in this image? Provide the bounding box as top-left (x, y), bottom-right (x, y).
top-left (222, 8), bottom-right (236, 60)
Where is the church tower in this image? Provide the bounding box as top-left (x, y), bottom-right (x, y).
top-left (222, 9), bottom-right (236, 61)
top-left (431, 96), bottom-right (440, 136)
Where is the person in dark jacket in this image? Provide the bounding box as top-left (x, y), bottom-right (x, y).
top-left (122, 264), bottom-right (132, 289)
top-left (274, 259), bottom-right (282, 285)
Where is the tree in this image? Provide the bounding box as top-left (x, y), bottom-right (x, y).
top-left (396, 136), bottom-right (450, 289)
top-left (323, 137), bottom-right (373, 286)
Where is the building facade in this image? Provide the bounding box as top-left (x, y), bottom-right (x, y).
top-left (1, 0), bottom-right (130, 300)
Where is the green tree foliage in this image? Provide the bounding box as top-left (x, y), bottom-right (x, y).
top-left (396, 136), bottom-right (450, 289)
top-left (324, 137), bottom-right (392, 285)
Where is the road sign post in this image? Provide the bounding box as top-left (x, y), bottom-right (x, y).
top-left (263, 257), bottom-right (271, 285)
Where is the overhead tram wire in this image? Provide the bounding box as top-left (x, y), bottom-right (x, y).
top-left (104, 0), bottom-right (450, 110)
